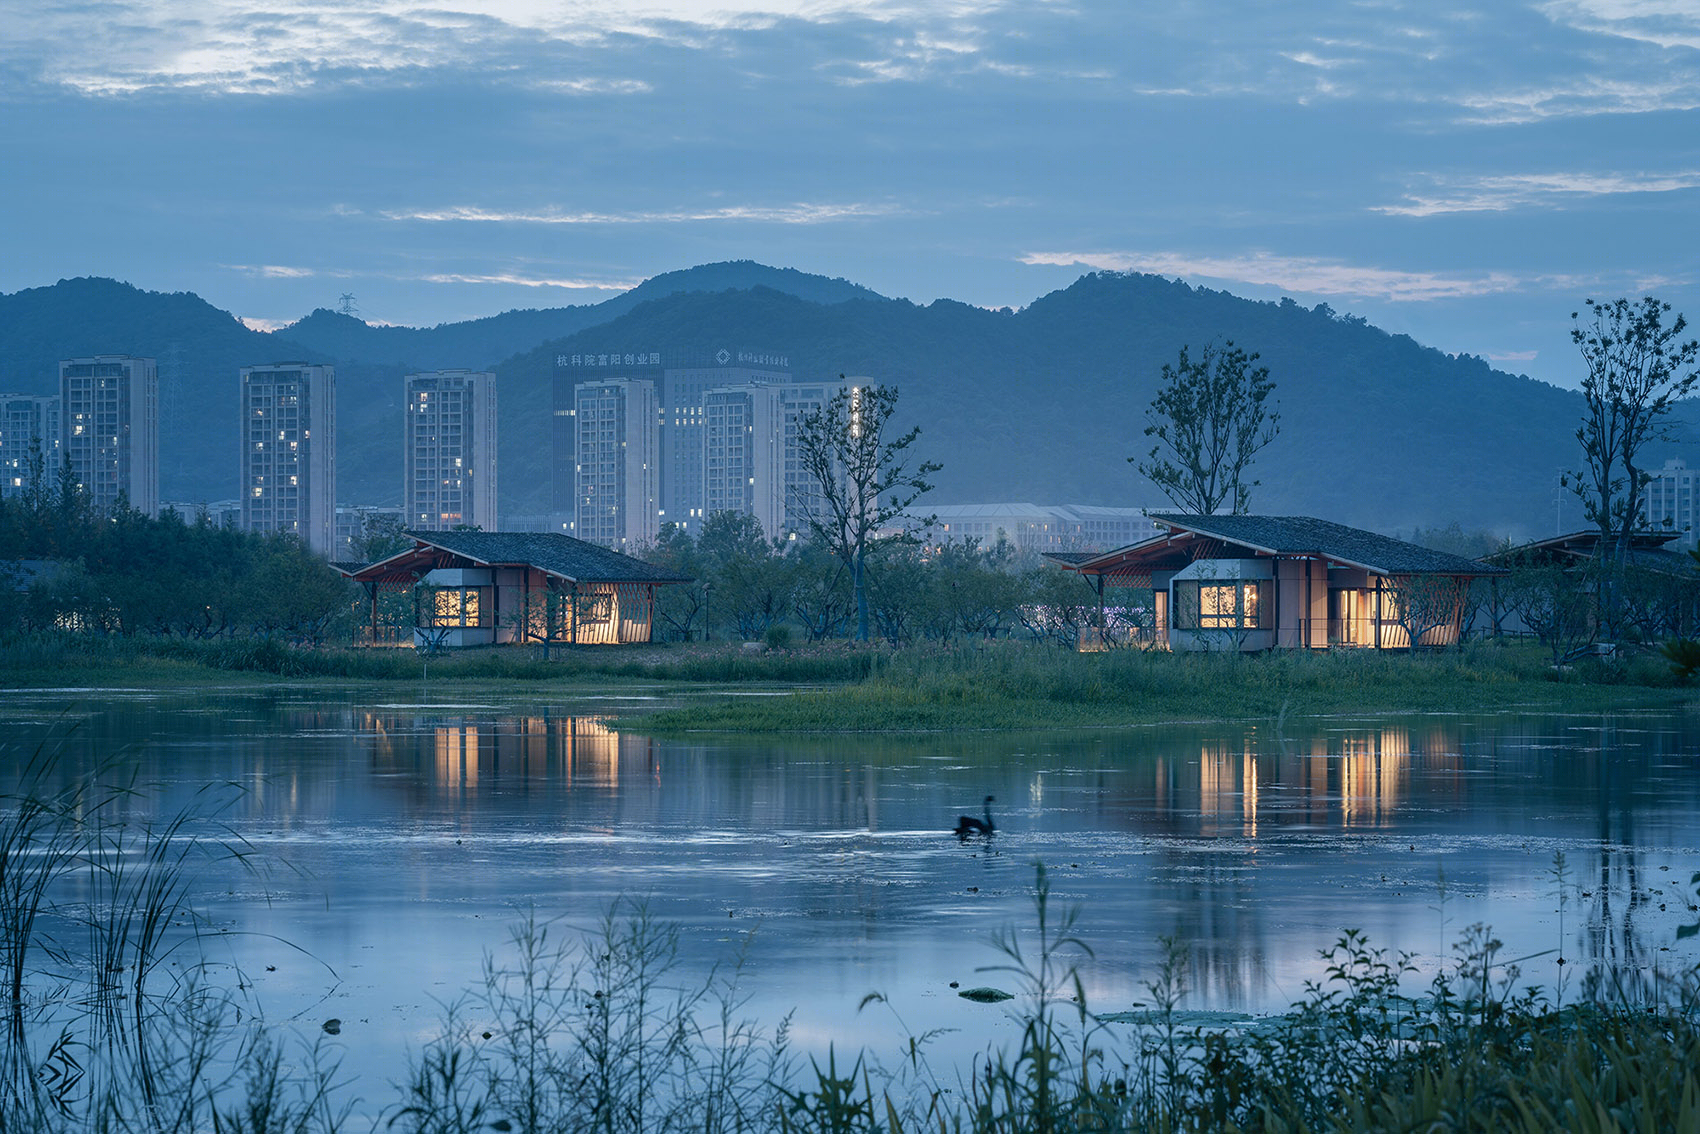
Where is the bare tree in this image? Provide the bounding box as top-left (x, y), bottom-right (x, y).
top-left (792, 382), bottom-right (939, 641)
top-left (1567, 297), bottom-right (1699, 562)
top-left (1380, 573), bottom-right (1471, 650)
top-left (1134, 340), bottom-right (1278, 515)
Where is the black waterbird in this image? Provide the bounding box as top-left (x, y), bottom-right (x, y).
top-left (954, 796), bottom-right (995, 840)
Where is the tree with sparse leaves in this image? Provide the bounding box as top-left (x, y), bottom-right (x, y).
top-left (792, 381), bottom-right (939, 641)
top-left (1134, 340), bottom-right (1278, 515)
top-left (1567, 297), bottom-right (1699, 563)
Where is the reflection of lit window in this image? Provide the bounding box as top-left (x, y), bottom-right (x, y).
top-left (430, 587), bottom-right (483, 627)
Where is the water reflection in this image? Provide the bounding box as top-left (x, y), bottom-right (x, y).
top-left (2, 689), bottom-right (1698, 1096)
top-left (358, 712), bottom-right (650, 790)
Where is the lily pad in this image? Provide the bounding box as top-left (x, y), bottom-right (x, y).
top-left (957, 987), bottom-right (1014, 1003)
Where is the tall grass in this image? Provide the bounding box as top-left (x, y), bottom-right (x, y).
top-left (0, 751), bottom-right (347, 1133)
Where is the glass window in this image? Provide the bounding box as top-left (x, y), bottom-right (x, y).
top-left (429, 587), bottom-right (483, 627)
top-left (1172, 577), bottom-right (1270, 630)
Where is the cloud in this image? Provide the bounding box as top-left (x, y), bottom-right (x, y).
top-left (415, 271), bottom-right (636, 289)
top-left (381, 202), bottom-right (909, 224)
top-left (1376, 170), bottom-right (1700, 216)
top-left (1020, 250), bottom-right (1541, 302)
top-left (1485, 349), bottom-right (1539, 362)
top-left (238, 315), bottom-right (291, 331)
top-left (1539, 0), bottom-right (1700, 50)
top-left (225, 263), bottom-right (319, 278)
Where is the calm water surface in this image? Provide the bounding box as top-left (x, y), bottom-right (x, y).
top-left (4, 684), bottom-right (1700, 1100)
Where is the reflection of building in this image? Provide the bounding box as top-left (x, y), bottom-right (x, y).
top-left (405, 370), bottom-right (498, 531)
top-left (0, 393), bottom-right (60, 498)
top-left (359, 712), bottom-right (657, 793)
top-left (241, 362), bottom-right (336, 553)
top-left (60, 355), bottom-right (158, 516)
top-left (339, 528), bottom-right (692, 647)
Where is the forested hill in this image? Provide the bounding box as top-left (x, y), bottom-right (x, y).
top-left (1, 266), bottom-right (1675, 539)
top-left (0, 277), bottom-right (324, 498)
top-left (493, 273), bottom-right (1623, 538)
top-left (273, 261), bottom-right (886, 367)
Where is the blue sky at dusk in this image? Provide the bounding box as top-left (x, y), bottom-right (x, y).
top-left (4, 0), bottom-right (1698, 387)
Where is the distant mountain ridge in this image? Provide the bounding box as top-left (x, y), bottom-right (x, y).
top-left (0, 263), bottom-right (1673, 539)
top-left (274, 261), bottom-right (886, 368)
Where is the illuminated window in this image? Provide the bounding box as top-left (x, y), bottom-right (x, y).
top-left (430, 587), bottom-right (483, 627)
top-left (1173, 579), bottom-right (1271, 631)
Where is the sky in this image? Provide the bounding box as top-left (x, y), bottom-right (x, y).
top-left (3, 0), bottom-right (1698, 389)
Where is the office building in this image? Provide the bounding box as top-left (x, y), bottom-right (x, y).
top-left (1643, 458), bottom-right (1700, 550)
top-left (704, 383), bottom-right (786, 539)
top-left (778, 379), bottom-right (842, 537)
top-left (552, 349), bottom-right (791, 532)
top-left (0, 393), bottom-right (60, 498)
top-left (405, 370), bottom-right (498, 531)
top-left (60, 355), bottom-right (158, 516)
top-left (336, 504), bottom-right (407, 561)
top-left (241, 363), bottom-right (336, 553)
top-left (913, 504), bottom-right (1160, 552)
top-left (574, 378), bottom-right (658, 549)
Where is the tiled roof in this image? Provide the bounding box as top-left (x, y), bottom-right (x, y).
top-left (402, 530), bottom-right (693, 583)
top-left (1148, 514), bottom-right (1505, 576)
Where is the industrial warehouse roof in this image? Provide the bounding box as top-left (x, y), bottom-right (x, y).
top-left (1052, 515), bottom-right (1505, 578)
top-left (341, 530), bottom-right (693, 585)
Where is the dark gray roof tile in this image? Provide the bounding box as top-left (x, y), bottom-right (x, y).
top-left (1148, 514), bottom-right (1505, 576)
top-left (402, 530), bottom-right (693, 583)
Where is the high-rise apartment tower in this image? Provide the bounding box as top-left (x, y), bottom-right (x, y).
top-left (59, 355), bottom-right (158, 516)
top-left (405, 370), bottom-right (498, 531)
top-left (240, 363), bottom-right (336, 553)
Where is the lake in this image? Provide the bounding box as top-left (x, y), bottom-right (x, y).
top-left (4, 682), bottom-right (1699, 1110)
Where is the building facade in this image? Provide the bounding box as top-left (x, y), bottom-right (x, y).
top-left (574, 378), bottom-right (658, 550)
top-left (241, 363), bottom-right (336, 553)
top-left (704, 383), bottom-right (786, 539)
top-left (60, 355), bottom-right (158, 517)
top-left (918, 504), bottom-right (1161, 552)
top-left (1642, 458), bottom-right (1700, 550)
top-left (405, 370), bottom-right (498, 532)
top-left (0, 393), bottom-right (60, 499)
top-left (552, 349), bottom-right (791, 534)
top-left (778, 380), bottom-right (840, 538)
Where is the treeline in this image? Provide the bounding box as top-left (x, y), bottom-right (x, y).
top-left (0, 482), bottom-right (348, 641)
top-left (640, 511), bottom-right (1115, 648)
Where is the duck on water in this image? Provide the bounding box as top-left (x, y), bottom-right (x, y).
top-left (954, 796), bottom-right (995, 840)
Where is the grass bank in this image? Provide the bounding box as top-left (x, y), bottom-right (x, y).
top-left (625, 640), bottom-right (1696, 732)
top-left (0, 631), bottom-right (877, 687)
top-left (2, 633), bottom-right (1691, 733)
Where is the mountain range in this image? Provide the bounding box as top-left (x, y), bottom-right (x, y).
top-left (0, 261), bottom-right (1675, 541)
